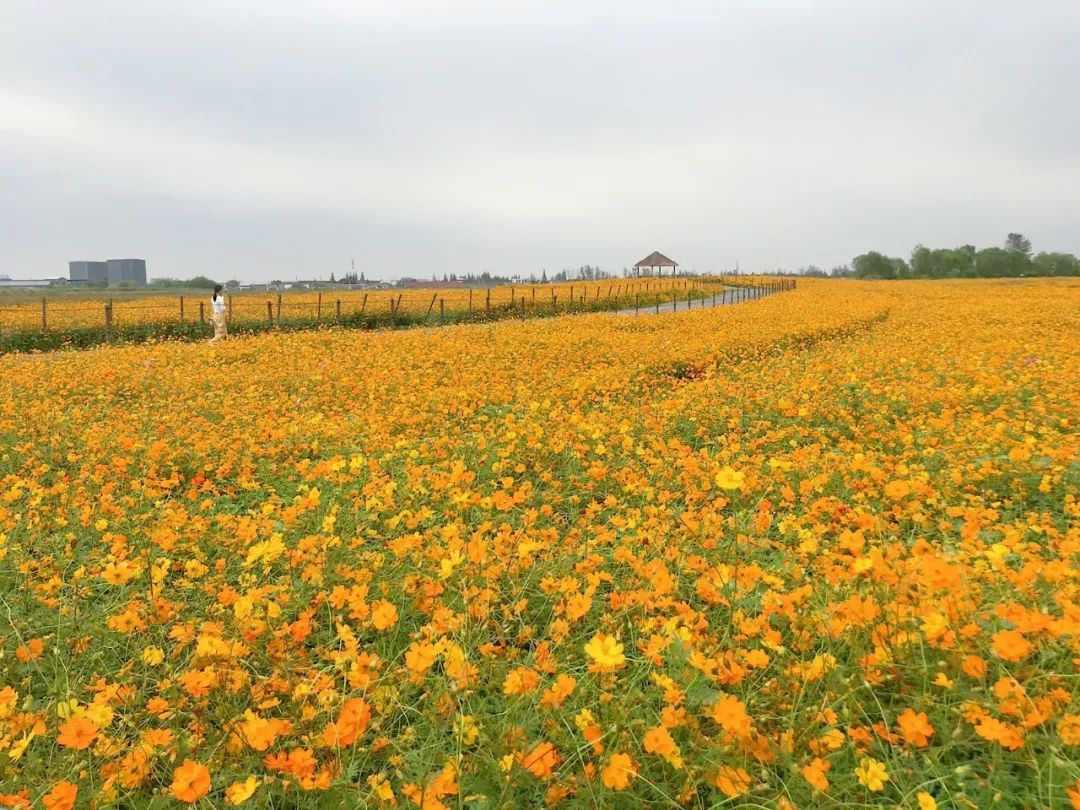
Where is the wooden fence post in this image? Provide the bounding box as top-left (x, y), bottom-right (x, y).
top-left (396, 294), bottom-right (402, 315)
top-left (520, 296), bottom-right (525, 318)
top-left (425, 293), bottom-right (437, 321)
top-left (360, 294), bottom-right (367, 316)
top-left (199, 301), bottom-right (205, 324)
top-left (317, 292), bottom-right (322, 320)
top-left (336, 299), bottom-right (342, 320)
top-left (267, 301), bottom-right (273, 324)
top-left (276, 293), bottom-right (282, 322)
top-left (104, 302), bottom-right (113, 344)
top-left (41, 298), bottom-right (47, 332)
top-left (179, 295), bottom-right (184, 324)
top-left (510, 286), bottom-right (515, 304)
top-left (228, 296), bottom-right (234, 324)
top-left (468, 288), bottom-right (473, 314)
top-left (439, 298), bottom-right (445, 322)
top-left (485, 288), bottom-right (491, 316)
top-left (635, 293), bottom-right (639, 314)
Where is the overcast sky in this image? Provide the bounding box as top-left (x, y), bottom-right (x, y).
top-left (3, 0), bottom-right (1079, 282)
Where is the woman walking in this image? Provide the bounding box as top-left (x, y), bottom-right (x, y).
top-left (209, 284), bottom-right (227, 343)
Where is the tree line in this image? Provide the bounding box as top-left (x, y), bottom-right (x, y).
top-left (845, 233), bottom-right (1079, 279)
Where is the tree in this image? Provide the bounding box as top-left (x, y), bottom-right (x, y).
top-left (330, 272), bottom-right (335, 283)
top-left (187, 276), bottom-right (217, 288)
top-left (976, 247), bottom-right (1029, 277)
top-left (852, 252), bottom-right (906, 279)
top-left (1005, 232), bottom-right (1033, 257)
top-left (540, 270), bottom-right (548, 284)
top-left (1033, 252), bottom-right (1080, 276)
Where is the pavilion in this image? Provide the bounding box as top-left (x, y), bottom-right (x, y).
top-left (633, 251), bottom-right (678, 277)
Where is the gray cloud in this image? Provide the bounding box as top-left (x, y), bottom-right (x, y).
top-left (3, 0), bottom-right (1079, 281)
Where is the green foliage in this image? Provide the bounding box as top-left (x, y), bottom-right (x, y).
top-left (1005, 232), bottom-right (1033, 257)
top-left (852, 252), bottom-right (908, 279)
top-left (860, 233), bottom-right (1078, 279)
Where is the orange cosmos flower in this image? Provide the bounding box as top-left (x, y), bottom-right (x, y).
top-left (896, 708), bottom-right (935, 747)
top-left (370, 600), bottom-right (399, 630)
top-left (15, 639), bottom-right (43, 663)
top-left (322, 697), bottom-right (371, 747)
top-left (539, 674), bottom-right (576, 709)
top-left (884, 479), bottom-right (911, 500)
top-left (991, 630), bottom-right (1032, 662)
top-left (642, 725), bottom-right (683, 769)
top-left (712, 694), bottom-right (753, 739)
top-left (404, 641), bottom-right (440, 676)
top-left (601, 753), bottom-right (636, 790)
top-left (503, 667), bottom-right (541, 696)
top-left (56, 716), bottom-right (98, 750)
top-left (519, 741), bottom-right (560, 779)
top-left (961, 655), bottom-right (987, 678)
top-left (1058, 715), bottom-right (1080, 747)
top-left (801, 757), bottom-right (830, 791)
top-left (170, 759), bottom-right (211, 803)
top-left (41, 782), bottom-right (77, 810)
top-left (712, 766), bottom-right (752, 797)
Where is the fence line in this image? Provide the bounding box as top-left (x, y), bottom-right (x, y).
top-left (0, 278), bottom-right (797, 351)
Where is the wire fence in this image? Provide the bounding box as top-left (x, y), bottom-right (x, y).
top-left (0, 277), bottom-right (796, 352)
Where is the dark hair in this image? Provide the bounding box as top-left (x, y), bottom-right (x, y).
top-left (213, 284), bottom-right (223, 300)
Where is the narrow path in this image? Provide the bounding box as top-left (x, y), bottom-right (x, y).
top-left (613, 285), bottom-right (770, 316)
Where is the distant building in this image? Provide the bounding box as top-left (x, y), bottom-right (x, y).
top-left (68, 258), bottom-right (147, 287)
top-left (0, 277), bottom-right (68, 288)
top-left (107, 259), bottom-right (147, 287)
top-left (69, 261), bottom-right (109, 284)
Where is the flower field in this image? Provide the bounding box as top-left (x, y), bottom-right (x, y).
top-left (0, 277), bottom-right (714, 333)
top-left (0, 278), bottom-right (1077, 808)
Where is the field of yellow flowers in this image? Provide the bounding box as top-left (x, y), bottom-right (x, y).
top-left (0, 278), bottom-right (1077, 809)
top-left (0, 277), bottom-right (710, 332)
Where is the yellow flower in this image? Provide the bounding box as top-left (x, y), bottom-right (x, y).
top-left (917, 792), bottom-right (938, 810)
top-left (453, 714), bottom-right (479, 746)
top-left (584, 632), bottom-right (626, 672)
top-left (854, 757), bottom-right (889, 792)
top-left (368, 774), bottom-right (395, 803)
top-left (55, 699), bottom-right (78, 719)
top-left (224, 776), bottom-right (258, 806)
top-left (714, 467), bottom-right (745, 491)
top-left (141, 646), bottom-right (165, 666)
